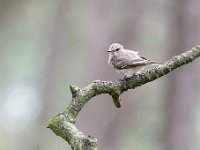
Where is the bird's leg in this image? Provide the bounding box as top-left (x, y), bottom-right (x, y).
top-left (124, 75), bottom-right (132, 81)
top-left (133, 72), bottom-right (139, 77)
top-left (132, 72), bottom-right (142, 78)
top-left (118, 75), bottom-right (130, 82)
top-left (123, 75), bottom-right (128, 80)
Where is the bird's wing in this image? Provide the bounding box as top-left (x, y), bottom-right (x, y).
top-left (113, 56), bottom-right (155, 70)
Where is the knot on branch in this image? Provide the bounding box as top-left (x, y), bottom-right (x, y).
top-left (111, 94), bottom-right (121, 108)
top-left (76, 136), bottom-right (97, 150)
top-left (70, 85), bottom-right (81, 97)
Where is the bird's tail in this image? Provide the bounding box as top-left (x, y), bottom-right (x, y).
top-left (147, 61), bottom-right (161, 65)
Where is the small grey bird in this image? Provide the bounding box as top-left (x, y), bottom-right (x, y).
top-left (107, 43), bottom-right (159, 78)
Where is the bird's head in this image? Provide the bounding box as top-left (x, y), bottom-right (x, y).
top-left (107, 43), bottom-right (124, 56)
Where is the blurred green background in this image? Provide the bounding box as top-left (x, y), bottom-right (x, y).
top-left (0, 0), bottom-right (200, 150)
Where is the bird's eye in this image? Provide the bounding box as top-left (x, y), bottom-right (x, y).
top-left (116, 48), bottom-right (120, 51)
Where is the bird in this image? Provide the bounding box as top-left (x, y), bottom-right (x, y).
top-left (107, 43), bottom-right (159, 78)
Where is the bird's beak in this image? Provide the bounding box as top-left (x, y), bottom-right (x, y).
top-left (107, 49), bottom-right (112, 52)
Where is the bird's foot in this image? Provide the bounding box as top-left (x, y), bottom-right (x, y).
top-left (118, 75), bottom-right (131, 82)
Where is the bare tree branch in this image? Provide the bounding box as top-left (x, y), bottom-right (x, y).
top-left (47, 43), bottom-right (200, 150)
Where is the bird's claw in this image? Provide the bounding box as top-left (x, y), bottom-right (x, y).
top-left (118, 75), bottom-right (128, 82)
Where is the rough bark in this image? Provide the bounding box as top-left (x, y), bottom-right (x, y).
top-left (48, 43), bottom-right (200, 150)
